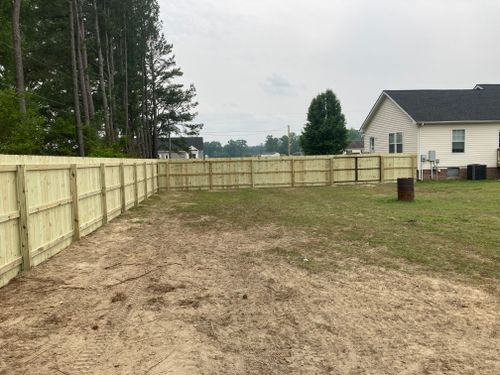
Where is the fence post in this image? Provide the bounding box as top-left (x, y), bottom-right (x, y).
top-left (133, 163), bottom-right (139, 206)
top-left (166, 162), bottom-right (170, 191)
top-left (380, 155), bottom-right (385, 183)
top-left (16, 165), bottom-right (32, 271)
top-left (354, 157), bottom-right (359, 182)
top-left (330, 157), bottom-right (334, 185)
top-left (119, 163), bottom-right (126, 213)
top-left (69, 164), bottom-right (80, 240)
top-left (250, 159), bottom-right (255, 189)
top-left (291, 158), bottom-right (295, 187)
top-left (155, 162), bottom-right (159, 193)
top-left (411, 155), bottom-right (417, 180)
top-left (100, 163), bottom-right (108, 224)
top-left (208, 161), bottom-right (213, 190)
top-left (151, 163), bottom-right (155, 193)
top-left (143, 162), bottom-right (148, 198)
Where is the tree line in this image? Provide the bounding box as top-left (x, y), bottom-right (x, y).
top-left (0, 0), bottom-right (201, 157)
top-left (204, 132), bottom-right (302, 158)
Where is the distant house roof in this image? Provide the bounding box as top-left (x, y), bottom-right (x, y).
top-left (362, 84), bottom-right (500, 130)
top-left (158, 137), bottom-right (204, 152)
top-left (346, 140), bottom-right (364, 150)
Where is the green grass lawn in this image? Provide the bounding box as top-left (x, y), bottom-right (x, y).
top-left (165, 181), bottom-right (500, 286)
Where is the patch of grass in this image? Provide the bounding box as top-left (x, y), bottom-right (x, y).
top-left (161, 181), bottom-right (500, 284)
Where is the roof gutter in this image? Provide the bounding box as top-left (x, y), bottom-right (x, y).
top-left (416, 120), bottom-right (500, 125)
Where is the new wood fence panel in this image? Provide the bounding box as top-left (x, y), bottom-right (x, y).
top-left (294, 158), bottom-right (330, 186)
top-left (124, 165), bottom-right (136, 210)
top-left (27, 168), bottom-right (74, 267)
top-left (357, 156), bottom-right (381, 182)
top-left (161, 154), bottom-right (417, 190)
top-left (0, 155), bottom-right (160, 289)
top-left (137, 165), bottom-right (146, 200)
top-left (78, 166), bottom-right (104, 237)
top-left (383, 155), bottom-right (416, 181)
top-left (212, 160), bottom-right (252, 189)
top-left (253, 159), bottom-right (293, 188)
top-left (333, 157), bottom-right (356, 183)
top-left (105, 165), bottom-right (122, 221)
top-left (0, 169), bottom-right (21, 288)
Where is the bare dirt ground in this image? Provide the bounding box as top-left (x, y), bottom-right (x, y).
top-left (0, 194), bottom-right (499, 375)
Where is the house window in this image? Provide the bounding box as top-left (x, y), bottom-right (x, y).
top-left (452, 129), bottom-right (465, 153)
top-left (389, 132), bottom-right (403, 153)
top-left (369, 137), bottom-right (375, 153)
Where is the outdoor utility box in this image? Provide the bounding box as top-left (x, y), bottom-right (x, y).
top-left (467, 164), bottom-right (487, 180)
top-left (428, 150), bottom-right (436, 162)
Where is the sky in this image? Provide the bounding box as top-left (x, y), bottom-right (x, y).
top-left (159, 0), bottom-right (500, 145)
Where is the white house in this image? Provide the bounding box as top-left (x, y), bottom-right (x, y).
top-left (158, 137), bottom-right (204, 160)
top-left (344, 140), bottom-right (364, 155)
top-left (361, 84), bottom-right (500, 179)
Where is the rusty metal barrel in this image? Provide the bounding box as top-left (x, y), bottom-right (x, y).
top-left (397, 178), bottom-right (415, 201)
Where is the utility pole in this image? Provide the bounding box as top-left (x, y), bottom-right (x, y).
top-left (287, 125), bottom-right (291, 156)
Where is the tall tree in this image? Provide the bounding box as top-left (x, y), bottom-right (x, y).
top-left (11, 0), bottom-right (26, 114)
top-left (69, 0), bottom-right (85, 155)
top-left (301, 90), bottom-right (348, 155)
top-left (92, 0), bottom-right (111, 142)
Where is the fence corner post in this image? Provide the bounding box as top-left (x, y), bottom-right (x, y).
top-left (100, 163), bottom-right (108, 224)
top-left (16, 165), bottom-right (32, 271)
top-left (69, 164), bottom-right (80, 240)
top-left (291, 157), bottom-right (295, 187)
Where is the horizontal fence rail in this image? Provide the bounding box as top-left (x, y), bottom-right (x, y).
top-left (0, 156), bottom-right (159, 288)
top-left (159, 154), bottom-right (417, 191)
top-left (0, 153), bottom-right (416, 288)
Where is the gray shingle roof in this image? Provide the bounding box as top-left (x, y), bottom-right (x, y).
top-left (384, 84), bottom-right (500, 122)
top-left (346, 140), bottom-right (364, 149)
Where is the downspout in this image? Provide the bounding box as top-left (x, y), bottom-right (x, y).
top-left (418, 123), bottom-right (423, 180)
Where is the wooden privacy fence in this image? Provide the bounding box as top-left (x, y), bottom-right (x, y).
top-left (0, 153), bottom-right (416, 288)
top-left (159, 154), bottom-right (417, 191)
top-left (0, 156), bottom-right (159, 288)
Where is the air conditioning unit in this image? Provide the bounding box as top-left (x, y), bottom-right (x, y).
top-left (467, 164), bottom-right (487, 180)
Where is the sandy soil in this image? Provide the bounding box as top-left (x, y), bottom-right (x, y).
top-left (0, 196), bottom-right (499, 375)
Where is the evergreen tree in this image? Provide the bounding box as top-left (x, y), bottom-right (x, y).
top-left (0, 0), bottom-right (201, 158)
top-left (300, 90), bottom-right (348, 155)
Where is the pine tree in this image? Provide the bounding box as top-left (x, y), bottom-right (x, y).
top-left (301, 90), bottom-right (348, 155)
top-left (0, 0), bottom-right (201, 157)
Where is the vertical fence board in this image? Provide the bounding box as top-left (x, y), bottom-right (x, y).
top-left (16, 165), bottom-right (31, 271)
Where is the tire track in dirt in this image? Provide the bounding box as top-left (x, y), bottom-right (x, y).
top-left (68, 235), bottom-right (167, 374)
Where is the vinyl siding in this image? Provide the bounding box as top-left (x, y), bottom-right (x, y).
top-left (420, 124), bottom-right (500, 168)
top-left (363, 95), bottom-right (417, 154)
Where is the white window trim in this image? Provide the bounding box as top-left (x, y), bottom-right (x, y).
top-left (369, 137), bottom-right (375, 153)
top-left (451, 129), bottom-right (466, 154)
top-left (389, 132), bottom-right (403, 154)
